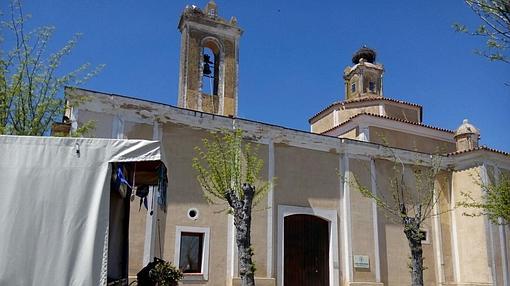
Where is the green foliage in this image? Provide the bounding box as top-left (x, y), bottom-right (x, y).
top-left (192, 128), bottom-right (269, 208)
top-left (0, 0), bottom-right (104, 136)
top-left (149, 261), bottom-right (183, 286)
top-left (349, 149), bottom-right (444, 225)
top-left (454, 0), bottom-right (510, 64)
top-left (459, 174), bottom-right (510, 224)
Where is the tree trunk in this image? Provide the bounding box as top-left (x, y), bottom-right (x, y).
top-left (403, 221), bottom-right (424, 286)
top-left (226, 184), bottom-right (256, 286)
top-left (236, 212), bottom-right (255, 286)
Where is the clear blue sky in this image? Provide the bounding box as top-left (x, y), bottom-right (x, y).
top-left (6, 0), bottom-right (510, 152)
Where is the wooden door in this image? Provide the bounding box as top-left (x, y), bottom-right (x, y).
top-left (284, 214), bottom-right (329, 286)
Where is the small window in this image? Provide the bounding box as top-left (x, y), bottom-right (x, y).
top-left (369, 81), bottom-right (375, 92)
top-left (187, 208), bottom-right (199, 220)
top-left (420, 229), bottom-right (430, 244)
top-left (179, 232), bottom-right (204, 273)
top-left (351, 83), bottom-right (356, 93)
top-left (174, 226), bottom-right (210, 280)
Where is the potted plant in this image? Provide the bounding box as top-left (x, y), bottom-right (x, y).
top-left (149, 260), bottom-right (183, 286)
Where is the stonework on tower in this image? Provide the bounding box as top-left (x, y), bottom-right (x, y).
top-left (177, 1), bottom-right (242, 117)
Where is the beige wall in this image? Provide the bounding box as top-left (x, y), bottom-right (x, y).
top-left (339, 105), bottom-right (381, 125)
top-left (384, 104), bottom-right (420, 123)
top-left (373, 159), bottom-right (437, 286)
top-left (273, 145), bottom-right (339, 210)
top-left (370, 126), bottom-right (455, 154)
top-left (340, 128), bottom-right (358, 140)
top-left (124, 121), bottom-right (152, 140)
top-left (161, 123), bottom-right (230, 284)
top-left (160, 123), bottom-right (271, 284)
top-left (437, 172), bottom-right (455, 283)
top-left (311, 111), bottom-right (335, 134)
top-left (452, 166), bottom-right (492, 284)
top-left (349, 159), bottom-right (377, 282)
top-left (77, 110), bottom-right (113, 138)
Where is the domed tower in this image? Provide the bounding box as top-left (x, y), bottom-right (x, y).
top-left (454, 119), bottom-right (480, 151)
top-left (343, 46), bottom-right (384, 100)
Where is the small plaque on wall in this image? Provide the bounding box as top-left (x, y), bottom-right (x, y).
top-left (353, 255), bottom-right (370, 269)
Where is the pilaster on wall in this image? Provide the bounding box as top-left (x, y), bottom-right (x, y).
top-left (266, 139), bottom-right (275, 278)
top-left (451, 166), bottom-right (493, 284)
top-left (370, 159), bottom-right (381, 283)
top-left (340, 154), bottom-right (354, 283)
top-left (494, 167), bottom-right (509, 286)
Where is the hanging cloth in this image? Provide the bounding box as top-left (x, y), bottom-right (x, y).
top-left (112, 164), bottom-right (132, 199)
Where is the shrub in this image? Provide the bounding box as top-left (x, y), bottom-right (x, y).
top-left (149, 260), bottom-right (183, 286)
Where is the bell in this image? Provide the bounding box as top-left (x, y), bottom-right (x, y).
top-left (203, 54), bottom-right (213, 64)
top-left (203, 63), bottom-right (212, 75)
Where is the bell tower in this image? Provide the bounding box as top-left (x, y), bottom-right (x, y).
top-left (177, 1), bottom-right (242, 117)
top-left (343, 46), bottom-right (384, 100)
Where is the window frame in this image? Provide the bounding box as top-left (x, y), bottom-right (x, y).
top-left (420, 228), bottom-right (431, 245)
top-left (174, 226), bottom-right (210, 280)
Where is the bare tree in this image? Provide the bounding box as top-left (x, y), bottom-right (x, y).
top-left (192, 128), bottom-right (270, 286)
top-left (348, 149), bottom-right (444, 286)
top-left (0, 0), bottom-right (103, 135)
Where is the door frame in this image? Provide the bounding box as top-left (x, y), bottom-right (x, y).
top-left (277, 205), bottom-right (339, 286)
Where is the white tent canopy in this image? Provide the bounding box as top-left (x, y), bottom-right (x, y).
top-left (0, 135), bottom-right (163, 286)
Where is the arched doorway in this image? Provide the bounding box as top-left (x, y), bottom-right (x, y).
top-left (284, 214), bottom-right (330, 286)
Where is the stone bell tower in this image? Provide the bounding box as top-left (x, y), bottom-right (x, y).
top-left (177, 1), bottom-right (242, 117)
top-left (343, 46), bottom-right (384, 100)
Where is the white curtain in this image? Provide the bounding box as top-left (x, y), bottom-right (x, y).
top-left (0, 135), bottom-right (161, 286)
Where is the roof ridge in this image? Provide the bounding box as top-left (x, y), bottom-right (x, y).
top-left (309, 97), bottom-right (422, 122)
top-left (320, 112), bottom-right (455, 135)
top-left (445, 145), bottom-right (510, 157)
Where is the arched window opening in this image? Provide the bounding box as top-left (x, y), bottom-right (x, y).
top-left (369, 81), bottom-right (375, 92)
top-left (201, 46), bottom-right (219, 96)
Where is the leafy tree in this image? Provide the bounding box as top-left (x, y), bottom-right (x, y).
top-left (459, 174), bottom-right (510, 224)
top-left (192, 128), bottom-right (269, 286)
top-left (0, 0), bottom-right (103, 136)
top-left (454, 0), bottom-right (510, 64)
top-left (349, 150), bottom-right (444, 286)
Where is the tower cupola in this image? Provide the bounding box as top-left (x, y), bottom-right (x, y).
top-left (343, 46), bottom-right (384, 100)
top-left (454, 119), bottom-right (480, 151)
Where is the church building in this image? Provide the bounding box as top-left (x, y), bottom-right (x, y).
top-left (63, 2), bottom-right (510, 285)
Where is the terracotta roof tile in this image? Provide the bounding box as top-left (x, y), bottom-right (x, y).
top-left (445, 146), bottom-right (510, 157)
top-left (309, 97), bottom-right (423, 123)
top-left (320, 112), bottom-right (455, 135)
